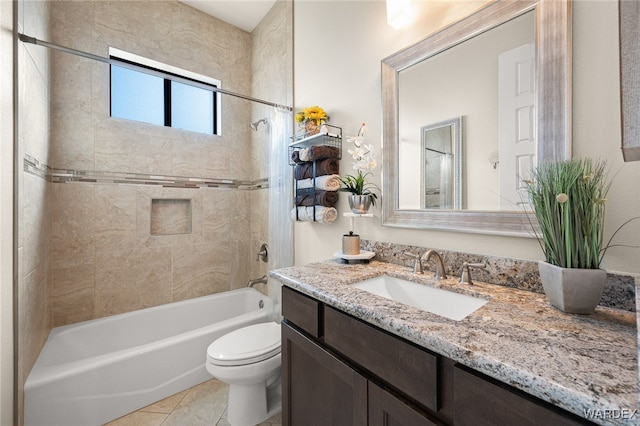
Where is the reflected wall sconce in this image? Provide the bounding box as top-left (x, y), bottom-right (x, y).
top-left (387, 0), bottom-right (413, 29)
top-left (489, 151), bottom-right (500, 169)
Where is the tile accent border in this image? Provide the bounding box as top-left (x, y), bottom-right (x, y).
top-left (23, 154), bottom-right (269, 190)
top-left (23, 153), bottom-right (51, 181)
top-left (362, 239), bottom-right (637, 312)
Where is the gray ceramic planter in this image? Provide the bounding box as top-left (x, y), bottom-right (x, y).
top-left (538, 261), bottom-right (607, 314)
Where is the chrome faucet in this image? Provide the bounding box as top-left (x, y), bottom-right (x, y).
top-left (403, 250), bottom-right (447, 279)
top-left (459, 262), bottom-right (486, 285)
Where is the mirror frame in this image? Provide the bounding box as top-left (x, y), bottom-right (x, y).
top-left (381, 0), bottom-right (571, 237)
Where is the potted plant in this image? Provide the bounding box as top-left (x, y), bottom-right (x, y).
top-left (524, 158), bottom-right (615, 313)
top-left (339, 123), bottom-right (380, 214)
top-left (294, 105), bottom-right (328, 136)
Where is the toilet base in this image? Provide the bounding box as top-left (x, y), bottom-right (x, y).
top-left (227, 376), bottom-right (281, 426)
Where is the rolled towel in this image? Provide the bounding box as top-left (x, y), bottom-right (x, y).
top-left (299, 145), bottom-right (341, 162)
top-left (296, 174), bottom-right (341, 191)
top-left (294, 158), bottom-right (340, 180)
top-left (291, 206), bottom-right (338, 223)
top-left (296, 190), bottom-right (339, 207)
top-left (290, 150), bottom-right (303, 164)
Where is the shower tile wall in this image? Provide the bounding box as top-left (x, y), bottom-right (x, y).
top-left (46, 0), bottom-right (278, 327)
top-left (18, 1), bottom-right (291, 420)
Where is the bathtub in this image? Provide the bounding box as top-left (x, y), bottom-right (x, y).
top-left (24, 287), bottom-right (274, 426)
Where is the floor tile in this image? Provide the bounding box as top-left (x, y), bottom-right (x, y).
top-left (103, 411), bottom-right (168, 426)
top-left (162, 379), bottom-right (229, 426)
top-left (139, 389), bottom-right (190, 414)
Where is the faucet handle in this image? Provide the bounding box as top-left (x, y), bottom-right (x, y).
top-left (459, 262), bottom-right (486, 285)
top-left (403, 251), bottom-right (423, 274)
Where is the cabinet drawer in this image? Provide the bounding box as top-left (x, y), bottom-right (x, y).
top-left (454, 364), bottom-right (592, 426)
top-left (282, 286), bottom-right (321, 338)
top-left (324, 306), bottom-right (439, 412)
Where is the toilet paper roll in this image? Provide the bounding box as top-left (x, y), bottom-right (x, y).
top-left (342, 233), bottom-right (361, 255)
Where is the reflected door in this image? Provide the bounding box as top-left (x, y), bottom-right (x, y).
top-left (498, 43), bottom-right (536, 210)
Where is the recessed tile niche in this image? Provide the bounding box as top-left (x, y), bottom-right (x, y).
top-left (150, 199), bottom-right (193, 235)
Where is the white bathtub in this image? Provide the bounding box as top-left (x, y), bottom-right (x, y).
top-left (24, 288), bottom-right (274, 426)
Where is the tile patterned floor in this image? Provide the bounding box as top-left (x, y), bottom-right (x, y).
top-left (103, 379), bottom-right (282, 426)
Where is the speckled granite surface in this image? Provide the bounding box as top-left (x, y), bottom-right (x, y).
top-left (271, 260), bottom-right (638, 426)
top-left (361, 239), bottom-right (637, 311)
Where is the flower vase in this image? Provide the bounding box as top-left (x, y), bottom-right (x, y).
top-left (537, 261), bottom-right (607, 314)
top-left (304, 120), bottom-right (321, 136)
top-left (348, 195), bottom-right (372, 214)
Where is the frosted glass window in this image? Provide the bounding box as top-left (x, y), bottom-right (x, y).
top-left (171, 81), bottom-right (214, 134)
top-left (110, 65), bottom-right (164, 126)
top-left (109, 50), bottom-right (219, 135)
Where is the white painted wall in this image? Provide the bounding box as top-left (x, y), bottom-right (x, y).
top-left (0, 1), bottom-right (14, 424)
top-left (294, 0), bottom-right (640, 276)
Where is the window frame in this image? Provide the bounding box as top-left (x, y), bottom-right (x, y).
top-left (109, 47), bottom-right (222, 135)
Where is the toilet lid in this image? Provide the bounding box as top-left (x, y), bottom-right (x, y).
top-left (207, 322), bottom-right (281, 366)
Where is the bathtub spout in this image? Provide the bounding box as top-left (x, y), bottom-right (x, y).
top-left (247, 275), bottom-right (268, 288)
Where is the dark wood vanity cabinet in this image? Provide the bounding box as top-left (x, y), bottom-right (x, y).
top-left (281, 286), bottom-right (592, 426)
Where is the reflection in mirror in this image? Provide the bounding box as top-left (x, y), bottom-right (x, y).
top-left (397, 11), bottom-right (533, 211)
top-left (399, 117), bottom-right (461, 209)
top-left (381, 0), bottom-right (571, 236)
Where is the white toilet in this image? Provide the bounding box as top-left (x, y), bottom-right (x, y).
top-left (206, 321), bottom-right (282, 426)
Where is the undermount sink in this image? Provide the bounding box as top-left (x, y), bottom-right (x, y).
top-left (350, 275), bottom-right (489, 321)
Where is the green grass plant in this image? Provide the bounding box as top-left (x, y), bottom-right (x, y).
top-left (524, 158), bottom-right (610, 269)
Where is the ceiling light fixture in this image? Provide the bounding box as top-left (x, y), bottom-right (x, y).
top-left (387, 0), bottom-right (413, 30)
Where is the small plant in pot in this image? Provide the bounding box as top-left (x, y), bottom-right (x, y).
top-left (339, 123), bottom-right (380, 214)
top-left (524, 158), bottom-right (635, 314)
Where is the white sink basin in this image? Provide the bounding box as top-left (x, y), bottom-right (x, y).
top-left (351, 275), bottom-right (488, 321)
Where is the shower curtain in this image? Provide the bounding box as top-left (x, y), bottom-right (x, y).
top-left (268, 108), bottom-right (294, 271)
top-left (439, 154), bottom-right (452, 209)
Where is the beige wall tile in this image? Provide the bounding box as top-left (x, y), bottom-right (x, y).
top-left (172, 243), bottom-right (231, 301)
top-left (94, 128), bottom-right (173, 175)
top-left (20, 173), bottom-right (48, 276)
top-left (94, 1), bottom-right (172, 55)
top-left (95, 185), bottom-right (137, 252)
top-left (51, 183), bottom-right (95, 260)
top-left (202, 190), bottom-right (231, 244)
top-left (230, 239), bottom-right (251, 291)
top-left (95, 247), bottom-right (173, 317)
top-left (51, 256), bottom-right (95, 326)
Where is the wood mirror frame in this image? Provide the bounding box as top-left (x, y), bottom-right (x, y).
top-left (381, 0), bottom-right (571, 237)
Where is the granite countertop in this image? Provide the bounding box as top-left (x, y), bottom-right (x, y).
top-left (270, 259), bottom-right (639, 426)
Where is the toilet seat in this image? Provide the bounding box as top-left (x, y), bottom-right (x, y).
top-left (207, 322), bottom-right (281, 366)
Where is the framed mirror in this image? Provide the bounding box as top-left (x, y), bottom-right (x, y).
top-left (411, 117), bottom-right (461, 210)
top-left (381, 0), bottom-right (571, 236)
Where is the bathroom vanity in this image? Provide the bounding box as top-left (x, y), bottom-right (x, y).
top-left (271, 260), bottom-right (637, 426)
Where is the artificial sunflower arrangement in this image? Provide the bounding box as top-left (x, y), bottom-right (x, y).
top-left (295, 105), bottom-right (328, 135)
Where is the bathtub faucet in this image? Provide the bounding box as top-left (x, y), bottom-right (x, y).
top-left (247, 275), bottom-right (268, 288)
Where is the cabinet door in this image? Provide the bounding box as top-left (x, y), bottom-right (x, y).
top-left (369, 381), bottom-right (439, 426)
top-left (282, 322), bottom-right (367, 426)
top-left (454, 365), bottom-right (592, 426)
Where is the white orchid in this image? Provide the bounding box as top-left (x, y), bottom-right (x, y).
top-left (338, 122), bottom-right (380, 206)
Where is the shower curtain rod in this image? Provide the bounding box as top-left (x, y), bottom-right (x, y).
top-left (19, 34), bottom-right (293, 111)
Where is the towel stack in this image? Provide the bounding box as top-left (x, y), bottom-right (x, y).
top-left (291, 145), bottom-right (341, 223)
